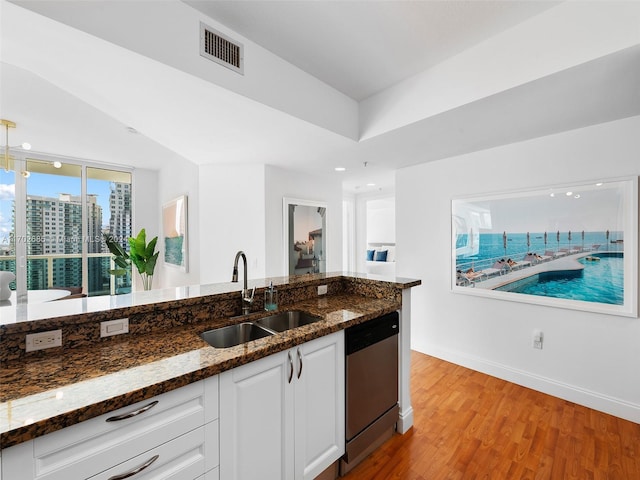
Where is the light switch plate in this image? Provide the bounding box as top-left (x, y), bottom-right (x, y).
top-left (318, 285), bottom-right (328, 295)
top-left (101, 318), bottom-right (129, 338)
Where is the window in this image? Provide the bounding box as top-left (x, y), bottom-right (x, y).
top-left (0, 156), bottom-right (133, 299)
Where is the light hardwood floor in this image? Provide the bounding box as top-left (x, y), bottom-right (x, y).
top-left (342, 351), bottom-right (640, 479)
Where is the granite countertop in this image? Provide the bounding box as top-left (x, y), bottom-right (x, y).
top-left (0, 292), bottom-right (402, 449)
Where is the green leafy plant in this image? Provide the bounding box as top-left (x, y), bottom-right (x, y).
top-left (104, 228), bottom-right (159, 291)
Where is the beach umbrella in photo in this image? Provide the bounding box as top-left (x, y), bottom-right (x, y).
top-left (606, 229), bottom-right (610, 242)
top-left (544, 231), bottom-right (548, 249)
top-left (568, 230), bottom-right (572, 251)
top-left (526, 232), bottom-right (530, 252)
top-left (581, 230), bottom-right (585, 251)
top-left (556, 230), bottom-right (560, 251)
top-left (503, 231), bottom-right (507, 258)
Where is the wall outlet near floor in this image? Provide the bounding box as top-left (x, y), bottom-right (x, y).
top-left (318, 285), bottom-right (328, 295)
top-left (101, 318), bottom-right (130, 338)
top-left (26, 329), bottom-right (62, 352)
top-left (532, 329), bottom-right (543, 349)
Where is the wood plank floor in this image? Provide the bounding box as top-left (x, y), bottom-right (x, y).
top-left (341, 351), bottom-right (640, 480)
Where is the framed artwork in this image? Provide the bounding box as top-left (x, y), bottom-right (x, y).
top-left (163, 195), bottom-right (188, 272)
top-left (283, 197), bottom-right (327, 276)
top-left (451, 177), bottom-right (638, 317)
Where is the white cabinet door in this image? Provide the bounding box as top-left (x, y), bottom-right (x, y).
top-left (219, 350), bottom-right (294, 480)
top-left (219, 331), bottom-right (345, 480)
top-left (294, 331), bottom-right (344, 480)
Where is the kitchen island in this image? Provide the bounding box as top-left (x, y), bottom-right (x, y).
top-left (0, 272), bottom-right (419, 479)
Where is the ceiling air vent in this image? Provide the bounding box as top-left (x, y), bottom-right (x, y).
top-left (200, 22), bottom-right (244, 75)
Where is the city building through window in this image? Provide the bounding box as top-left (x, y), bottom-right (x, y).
top-left (0, 157), bottom-right (133, 298)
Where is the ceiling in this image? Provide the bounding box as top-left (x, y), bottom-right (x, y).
top-left (2, 1), bottom-right (639, 194)
top-left (184, 0), bottom-right (559, 101)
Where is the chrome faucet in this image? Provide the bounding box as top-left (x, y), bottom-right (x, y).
top-left (232, 250), bottom-right (255, 315)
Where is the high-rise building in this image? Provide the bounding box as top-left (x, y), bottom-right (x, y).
top-left (109, 182), bottom-right (132, 248)
top-left (24, 194), bottom-right (102, 290)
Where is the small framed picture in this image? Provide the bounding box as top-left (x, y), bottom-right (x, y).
top-left (163, 195), bottom-right (188, 272)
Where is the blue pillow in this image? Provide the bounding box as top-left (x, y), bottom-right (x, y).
top-left (375, 250), bottom-right (388, 262)
top-left (366, 249), bottom-right (375, 261)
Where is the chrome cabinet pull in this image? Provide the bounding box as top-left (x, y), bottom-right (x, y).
top-left (297, 348), bottom-right (303, 379)
top-left (288, 351), bottom-right (294, 384)
top-left (107, 454), bottom-right (159, 480)
top-left (106, 400), bottom-right (158, 422)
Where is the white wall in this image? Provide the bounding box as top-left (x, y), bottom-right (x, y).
top-left (132, 168), bottom-right (159, 291)
top-left (397, 116), bottom-right (640, 422)
top-left (264, 165), bottom-right (343, 278)
top-left (366, 197), bottom-right (395, 244)
top-left (198, 164), bottom-right (266, 284)
top-left (157, 156), bottom-right (200, 288)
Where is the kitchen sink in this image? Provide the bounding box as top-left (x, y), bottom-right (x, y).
top-left (255, 310), bottom-right (322, 333)
top-left (201, 322), bottom-right (274, 348)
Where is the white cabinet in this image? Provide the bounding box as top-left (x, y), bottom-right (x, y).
top-left (220, 331), bottom-right (345, 480)
top-left (294, 332), bottom-right (345, 479)
top-left (2, 376), bottom-right (219, 480)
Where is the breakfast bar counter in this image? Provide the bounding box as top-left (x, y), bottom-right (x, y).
top-left (0, 273), bottom-right (420, 449)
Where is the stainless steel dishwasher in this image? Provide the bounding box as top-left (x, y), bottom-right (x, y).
top-left (340, 311), bottom-right (399, 475)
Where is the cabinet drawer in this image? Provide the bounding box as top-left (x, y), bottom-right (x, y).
top-left (30, 379), bottom-right (217, 480)
top-left (196, 466), bottom-right (220, 480)
top-left (89, 425), bottom-right (206, 480)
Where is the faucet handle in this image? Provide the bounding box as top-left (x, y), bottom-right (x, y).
top-left (242, 286), bottom-right (256, 303)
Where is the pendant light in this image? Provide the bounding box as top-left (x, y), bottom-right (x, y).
top-left (1, 119), bottom-right (32, 173)
top-left (1, 119), bottom-right (16, 172)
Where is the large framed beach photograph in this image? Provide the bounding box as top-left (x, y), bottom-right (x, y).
top-left (163, 195), bottom-right (188, 272)
top-left (283, 197), bottom-right (327, 276)
top-left (451, 177), bottom-right (638, 317)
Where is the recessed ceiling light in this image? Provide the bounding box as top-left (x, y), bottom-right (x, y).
top-left (53, 161), bottom-right (62, 169)
top-left (21, 142), bottom-right (31, 150)
top-left (549, 193), bottom-right (555, 197)
top-left (596, 182), bottom-right (603, 186)
top-left (366, 183), bottom-right (376, 187)
top-left (574, 194), bottom-right (581, 199)
top-left (334, 167), bottom-right (346, 172)
top-left (566, 191), bottom-right (573, 196)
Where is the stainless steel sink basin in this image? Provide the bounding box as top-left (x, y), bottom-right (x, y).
top-left (201, 322), bottom-right (274, 348)
top-left (255, 310), bottom-right (322, 333)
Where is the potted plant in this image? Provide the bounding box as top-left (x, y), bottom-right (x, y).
top-left (104, 228), bottom-right (159, 291)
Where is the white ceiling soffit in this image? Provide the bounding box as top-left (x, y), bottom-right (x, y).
top-left (1, 0), bottom-right (356, 174)
top-left (2, 1), bottom-right (640, 193)
top-left (6, 0), bottom-right (359, 141)
top-left (341, 44), bottom-right (640, 190)
top-left (0, 63), bottom-right (184, 170)
top-left (184, 0), bottom-right (561, 101)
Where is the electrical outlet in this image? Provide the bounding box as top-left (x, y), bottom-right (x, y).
top-left (318, 285), bottom-right (328, 295)
top-left (532, 329), bottom-right (543, 349)
top-left (26, 330), bottom-right (62, 352)
top-left (101, 318), bottom-right (129, 338)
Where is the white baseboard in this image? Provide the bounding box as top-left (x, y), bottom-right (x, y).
top-left (415, 344), bottom-right (640, 425)
top-left (397, 406), bottom-right (414, 434)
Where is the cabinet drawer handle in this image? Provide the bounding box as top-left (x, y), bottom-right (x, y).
top-left (297, 348), bottom-right (303, 379)
top-left (106, 400), bottom-right (159, 422)
top-left (107, 454), bottom-right (159, 480)
top-left (288, 351), bottom-right (294, 384)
